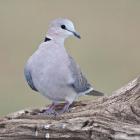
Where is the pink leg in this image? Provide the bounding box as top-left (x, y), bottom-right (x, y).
top-left (58, 101), bottom-right (71, 114)
top-left (44, 102), bottom-right (58, 115)
top-left (42, 102), bottom-right (71, 116)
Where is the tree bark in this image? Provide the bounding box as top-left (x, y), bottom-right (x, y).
top-left (0, 76), bottom-right (140, 140)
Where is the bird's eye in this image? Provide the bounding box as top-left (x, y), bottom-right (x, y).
top-left (61, 25), bottom-right (66, 29)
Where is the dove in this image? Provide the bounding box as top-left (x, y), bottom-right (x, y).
top-left (24, 18), bottom-right (104, 115)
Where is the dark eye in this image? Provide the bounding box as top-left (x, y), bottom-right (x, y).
top-left (61, 25), bottom-right (66, 29)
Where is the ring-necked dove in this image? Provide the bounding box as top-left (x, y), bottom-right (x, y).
top-left (24, 18), bottom-right (104, 115)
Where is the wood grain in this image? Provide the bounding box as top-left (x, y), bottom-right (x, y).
top-left (0, 76), bottom-right (140, 140)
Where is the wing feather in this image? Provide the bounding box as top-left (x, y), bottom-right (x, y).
top-left (68, 56), bottom-right (92, 94)
top-left (24, 64), bottom-right (38, 92)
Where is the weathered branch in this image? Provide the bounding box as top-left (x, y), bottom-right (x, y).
top-left (0, 76), bottom-right (140, 140)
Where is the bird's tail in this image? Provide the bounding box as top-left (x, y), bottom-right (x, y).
top-left (86, 89), bottom-right (104, 96)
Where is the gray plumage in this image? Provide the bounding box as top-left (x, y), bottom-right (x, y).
top-left (68, 56), bottom-right (104, 96)
top-left (24, 65), bottom-right (38, 92)
top-left (68, 55), bottom-right (92, 93)
top-left (24, 18), bottom-right (104, 114)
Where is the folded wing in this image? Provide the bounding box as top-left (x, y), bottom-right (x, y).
top-left (68, 56), bottom-right (92, 94)
top-left (24, 64), bottom-right (38, 92)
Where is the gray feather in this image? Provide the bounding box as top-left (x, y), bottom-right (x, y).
top-left (68, 56), bottom-right (92, 94)
top-left (86, 90), bottom-right (104, 96)
top-left (24, 65), bottom-right (38, 92)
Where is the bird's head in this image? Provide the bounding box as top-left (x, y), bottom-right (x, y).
top-left (47, 18), bottom-right (81, 40)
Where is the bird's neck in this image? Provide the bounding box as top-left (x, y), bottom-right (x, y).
top-left (46, 28), bottom-right (68, 44)
top-left (46, 34), bottom-right (66, 45)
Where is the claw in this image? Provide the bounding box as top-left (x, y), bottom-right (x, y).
top-left (41, 102), bottom-right (58, 116)
top-left (40, 101), bottom-right (71, 116)
top-left (44, 108), bottom-right (57, 116)
top-left (58, 101), bottom-right (71, 114)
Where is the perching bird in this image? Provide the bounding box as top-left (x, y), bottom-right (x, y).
top-left (24, 18), bottom-right (104, 115)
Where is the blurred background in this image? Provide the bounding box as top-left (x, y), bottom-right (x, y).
top-left (0, 0), bottom-right (139, 116)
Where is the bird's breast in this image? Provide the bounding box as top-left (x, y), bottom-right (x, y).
top-left (29, 45), bottom-right (73, 95)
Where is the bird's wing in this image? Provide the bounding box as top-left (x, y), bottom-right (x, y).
top-left (68, 55), bottom-right (92, 94)
top-left (68, 56), bottom-right (104, 96)
top-left (24, 63), bottom-right (38, 92)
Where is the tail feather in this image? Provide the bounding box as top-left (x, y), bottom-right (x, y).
top-left (86, 89), bottom-right (104, 96)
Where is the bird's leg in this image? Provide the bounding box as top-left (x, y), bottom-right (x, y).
top-left (58, 101), bottom-right (71, 114)
top-left (42, 102), bottom-right (71, 116)
top-left (43, 102), bottom-right (58, 115)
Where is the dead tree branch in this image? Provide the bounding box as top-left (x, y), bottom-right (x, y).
top-left (0, 76), bottom-right (140, 140)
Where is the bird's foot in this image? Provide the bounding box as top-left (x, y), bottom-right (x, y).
top-left (58, 101), bottom-right (71, 114)
top-left (43, 108), bottom-right (57, 116)
top-left (41, 102), bottom-right (58, 116)
top-left (40, 102), bottom-right (71, 116)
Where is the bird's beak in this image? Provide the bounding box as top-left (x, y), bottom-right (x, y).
top-left (65, 28), bottom-right (81, 39)
top-left (73, 31), bottom-right (81, 39)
